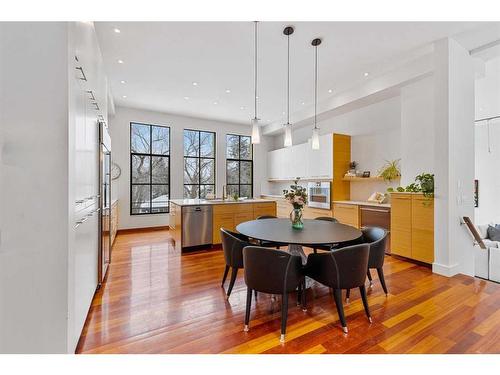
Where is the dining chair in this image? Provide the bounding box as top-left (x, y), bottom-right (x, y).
top-left (304, 243), bottom-right (371, 333)
top-left (312, 216), bottom-right (339, 253)
top-left (220, 228), bottom-right (251, 299)
top-left (255, 215), bottom-right (287, 249)
top-left (242, 246), bottom-right (305, 343)
top-left (345, 227), bottom-right (388, 303)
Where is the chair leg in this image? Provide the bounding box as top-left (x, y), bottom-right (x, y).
top-left (221, 265), bottom-right (230, 287)
top-left (345, 288), bottom-right (351, 303)
top-left (280, 292), bottom-right (289, 343)
top-left (367, 269), bottom-right (373, 288)
top-left (254, 290), bottom-right (258, 298)
top-left (301, 279), bottom-right (307, 312)
top-left (244, 287), bottom-right (252, 332)
top-left (376, 267), bottom-right (388, 295)
top-left (297, 282), bottom-right (302, 306)
top-left (333, 288), bottom-right (348, 333)
top-left (226, 267), bottom-right (238, 299)
top-left (359, 285), bottom-right (372, 323)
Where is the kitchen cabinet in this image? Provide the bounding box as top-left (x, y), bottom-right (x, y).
top-left (359, 205), bottom-right (391, 253)
top-left (111, 200), bottom-right (119, 246)
top-left (333, 203), bottom-right (360, 228)
top-left (390, 193), bottom-right (434, 264)
top-left (267, 134), bottom-right (333, 180)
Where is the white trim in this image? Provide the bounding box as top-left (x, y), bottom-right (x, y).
top-left (432, 261), bottom-right (461, 277)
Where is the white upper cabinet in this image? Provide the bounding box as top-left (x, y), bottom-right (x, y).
top-left (267, 134), bottom-right (333, 180)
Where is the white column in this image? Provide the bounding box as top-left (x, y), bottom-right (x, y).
top-left (433, 38), bottom-right (476, 277)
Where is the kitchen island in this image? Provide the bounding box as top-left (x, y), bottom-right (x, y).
top-left (170, 198), bottom-right (276, 251)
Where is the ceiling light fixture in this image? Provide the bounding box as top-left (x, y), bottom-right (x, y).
top-left (328, 89), bottom-right (332, 93)
top-left (225, 89), bottom-right (231, 93)
top-left (120, 80), bottom-right (126, 84)
top-left (117, 59), bottom-right (124, 64)
top-left (251, 21), bottom-right (261, 144)
top-left (364, 72), bottom-right (369, 77)
top-left (122, 95), bottom-right (127, 98)
top-left (283, 26), bottom-right (294, 148)
top-left (213, 101), bottom-right (218, 105)
top-left (184, 96), bottom-right (189, 100)
top-left (311, 37), bottom-right (322, 150)
top-left (240, 106), bottom-right (245, 110)
top-left (192, 82), bottom-right (198, 86)
top-left (114, 28), bottom-right (121, 33)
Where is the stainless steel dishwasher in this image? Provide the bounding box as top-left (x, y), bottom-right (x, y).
top-left (182, 205), bottom-right (213, 248)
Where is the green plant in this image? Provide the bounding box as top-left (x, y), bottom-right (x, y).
top-left (378, 159), bottom-right (401, 182)
top-left (405, 183), bottom-right (421, 193)
top-left (416, 173), bottom-right (434, 198)
top-left (283, 179), bottom-right (308, 209)
top-left (232, 192), bottom-right (239, 201)
top-left (386, 187), bottom-right (394, 192)
top-left (396, 186), bottom-right (405, 192)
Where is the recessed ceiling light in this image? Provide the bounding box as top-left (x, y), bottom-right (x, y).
top-left (192, 82), bottom-right (198, 86)
top-left (301, 102), bottom-right (305, 105)
top-left (225, 89), bottom-right (231, 93)
top-left (184, 96), bottom-right (189, 100)
top-left (364, 72), bottom-right (369, 77)
top-left (256, 96), bottom-right (259, 99)
top-left (282, 111), bottom-right (285, 115)
top-left (213, 101), bottom-right (218, 105)
top-left (267, 120), bottom-right (271, 122)
top-left (328, 89), bottom-right (333, 93)
top-left (114, 28), bottom-right (121, 34)
top-left (120, 80), bottom-right (126, 84)
top-left (122, 95), bottom-right (127, 98)
top-left (240, 106), bottom-right (245, 110)
top-left (117, 59), bottom-right (124, 64)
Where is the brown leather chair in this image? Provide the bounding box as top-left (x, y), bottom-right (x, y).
top-left (345, 227), bottom-right (388, 302)
top-left (243, 246), bottom-right (305, 343)
top-left (220, 228), bottom-right (251, 299)
top-left (305, 243), bottom-right (371, 333)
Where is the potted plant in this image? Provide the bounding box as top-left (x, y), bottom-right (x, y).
top-left (378, 159), bottom-right (401, 182)
top-left (416, 173), bottom-right (434, 198)
top-left (283, 179), bottom-right (308, 229)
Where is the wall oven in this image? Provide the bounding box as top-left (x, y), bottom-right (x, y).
top-left (307, 181), bottom-right (331, 209)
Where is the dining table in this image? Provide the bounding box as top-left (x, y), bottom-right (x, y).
top-left (236, 218), bottom-right (363, 265)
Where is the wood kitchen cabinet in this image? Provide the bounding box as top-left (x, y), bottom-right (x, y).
top-left (333, 203), bottom-right (360, 228)
top-left (212, 201), bottom-right (277, 244)
top-left (111, 200), bottom-right (119, 246)
top-left (390, 193), bottom-right (434, 264)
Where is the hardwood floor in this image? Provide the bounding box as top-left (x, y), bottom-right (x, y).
top-left (76, 229), bottom-right (500, 354)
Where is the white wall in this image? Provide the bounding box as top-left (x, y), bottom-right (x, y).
top-left (474, 56), bottom-right (500, 224)
top-left (400, 76), bottom-right (435, 185)
top-left (0, 23), bottom-right (70, 353)
top-left (109, 106), bottom-right (271, 229)
top-left (433, 38), bottom-right (475, 277)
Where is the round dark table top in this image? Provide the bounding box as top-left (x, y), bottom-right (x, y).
top-left (236, 218), bottom-right (362, 246)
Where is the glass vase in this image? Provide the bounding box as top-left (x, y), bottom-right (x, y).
top-left (290, 207), bottom-right (304, 229)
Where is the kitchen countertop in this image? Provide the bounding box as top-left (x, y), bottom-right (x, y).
top-left (170, 198), bottom-right (275, 207)
top-left (333, 200), bottom-right (391, 208)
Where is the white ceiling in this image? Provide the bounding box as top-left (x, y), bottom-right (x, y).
top-left (95, 21), bottom-right (496, 126)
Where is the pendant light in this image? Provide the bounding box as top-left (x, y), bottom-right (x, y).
top-left (311, 38), bottom-right (322, 150)
top-left (283, 26), bottom-right (294, 148)
top-left (251, 21), bottom-right (261, 144)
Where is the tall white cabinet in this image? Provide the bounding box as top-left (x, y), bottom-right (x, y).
top-left (0, 22), bottom-right (108, 353)
top-left (267, 134), bottom-right (333, 181)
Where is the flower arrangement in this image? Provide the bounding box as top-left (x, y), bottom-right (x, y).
top-left (283, 179), bottom-right (308, 209)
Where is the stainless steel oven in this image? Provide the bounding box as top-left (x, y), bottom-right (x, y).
top-left (307, 181), bottom-right (331, 209)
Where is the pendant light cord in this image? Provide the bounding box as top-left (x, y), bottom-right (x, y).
top-left (254, 21), bottom-right (258, 120)
top-left (314, 44), bottom-right (318, 129)
top-left (287, 32), bottom-right (290, 125)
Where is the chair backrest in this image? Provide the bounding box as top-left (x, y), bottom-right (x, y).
top-left (256, 215), bottom-right (277, 220)
top-left (362, 227), bottom-right (388, 268)
top-left (220, 228), bottom-right (250, 268)
top-left (314, 216), bottom-right (338, 223)
top-left (305, 243), bottom-right (369, 289)
top-left (243, 246), bottom-right (302, 294)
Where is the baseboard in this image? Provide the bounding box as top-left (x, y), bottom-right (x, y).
top-left (432, 262), bottom-right (461, 277)
top-left (388, 254), bottom-right (432, 269)
top-left (117, 226), bottom-right (170, 235)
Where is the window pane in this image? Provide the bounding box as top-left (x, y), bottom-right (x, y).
top-left (200, 131), bottom-right (215, 157)
top-left (131, 185), bottom-right (150, 214)
top-left (152, 126), bottom-right (169, 155)
top-left (184, 157), bottom-right (199, 184)
top-left (200, 185), bottom-right (215, 199)
top-left (152, 185), bottom-right (169, 213)
top-left (200, 158), bottom-right (215, 184)
top-left (183, 185), bottom-right (199, 199)
top-left (240, 185), bottom-right (252, 199)
top-left (240, 136), bottom-right (252, 160)
top-left (131, 155), bottom-right (150, 183)
top-left (226, 134), bottom-right (239, 159)
top-left (227, 185), bottom-right (239, 197)
top-left (131, 123), bottom-right (150, 154)
top-left (240, 161), bottom-right (252, 184)
top-left (184, 130), bottom-right (199, 157)
top-left (152, 156), bottom-right (169, 184)
top-left (226, 160), bottom-right (239, 184)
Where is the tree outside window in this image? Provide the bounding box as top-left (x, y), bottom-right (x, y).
top-left (226, 134), bottom-right (252, 198)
